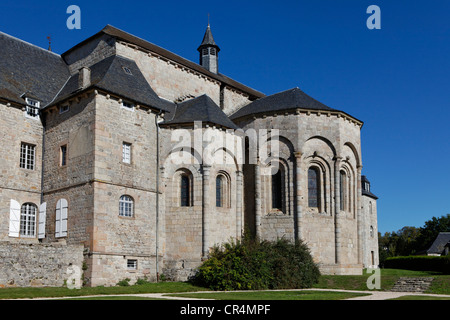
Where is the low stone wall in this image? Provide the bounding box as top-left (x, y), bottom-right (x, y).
top-left (0, 241), bottom-right (85, 287)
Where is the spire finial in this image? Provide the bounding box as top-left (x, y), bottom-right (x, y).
top-left (47, 35), bottom-right (52, 52)
top-left (208, 13), bottom-right (210, 27)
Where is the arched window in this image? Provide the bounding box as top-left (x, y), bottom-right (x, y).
top-left (340, 171), bottom-right (346, 211)
top-left (180, 174), bottom-right (191, 207)
top-left (216, 175), bottom-right (224, 207)
top-left (119, 195), bottom-right (134, 217)
top-left (370, 226), bottom-right (374, 238)
top-left (271, 169), bottom-right (282, 210)
top-left (20, 203), bottom-right (37, 237)
top-left (308, 167), bottom-right (321, 209)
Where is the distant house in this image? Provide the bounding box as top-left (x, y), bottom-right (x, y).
top-left (426, 232), bottom-right (450, 256)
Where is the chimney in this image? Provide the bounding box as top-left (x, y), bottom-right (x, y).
top-left (78, 67), bottom-right (91, 89)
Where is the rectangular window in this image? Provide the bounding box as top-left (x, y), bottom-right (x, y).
top-left (127, 259), bottom-right (137, 270)
top-left (60, 145), bottom-right (67, 166)
top-left (25, 98), bottom-right (40, 118)
top-left (122, 142), bottom-right (131, 164)
top-left (20, 203), bottom-right (36, 238)
top-left (20, 143), bottom-right (36, 170)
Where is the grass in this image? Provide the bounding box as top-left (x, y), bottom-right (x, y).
top-left (0, 269), bottom-right (448, 300)
top-left (314, 269), bottom-right (450, 294)
top-left (0, 281), bottom-right (205, 300)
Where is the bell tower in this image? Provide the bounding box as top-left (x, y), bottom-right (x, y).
top-left (197, 23), bottom-right (220, 74)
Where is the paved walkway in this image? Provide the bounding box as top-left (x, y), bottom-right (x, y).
top-left (303, 288), bottom-right (450, 300)
top-left (11, 288), bottom-right (450, 300)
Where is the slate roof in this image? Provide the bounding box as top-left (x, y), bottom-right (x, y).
top-left (230, 87), bottom-right (359, 122)
top-left (0, 31), bottom-right (70, 106)
top-left (198, 25), bottom-right (220, 50)
top-left (161, 94), bottom-right (238, 129)
top-left (64, 25), bottom-right (263, 100)
top-left (427, 233), bottom-right (450, 255)
top-left (361, 175), bottom-right (378, 200)
top-left (49, 55), bottom-right (175, 112)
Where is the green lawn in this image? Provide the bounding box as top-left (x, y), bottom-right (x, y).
top-left (0, 269), bottom-right (448, 300)
top-left (314, 269), bottom-right (450, 294)
top-left (0, 281), bottom-right (205, 300)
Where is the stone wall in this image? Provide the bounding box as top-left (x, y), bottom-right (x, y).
top-left (0, 101), bottom-right (43, 242)
top-left (0, 242), bottom-right (84, 287)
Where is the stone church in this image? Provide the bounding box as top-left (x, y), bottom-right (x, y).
top-left (0, 24), bottom-right (379, 287)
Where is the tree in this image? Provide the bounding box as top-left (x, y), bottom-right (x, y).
top-left (415, 214), bottom-right (450, 252)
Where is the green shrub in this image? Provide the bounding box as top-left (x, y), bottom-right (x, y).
top-left (191, 237), bottom-right (321, 291)
top-left (116, 278), bottom-right (131, 286)
top-left (384, 256), bottom-right (450, 274)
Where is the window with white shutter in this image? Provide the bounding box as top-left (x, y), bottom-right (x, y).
top-left (9, 199), bottom-right (21, 238)
top-left (55, 199), bottom-right (68, 238)
top-left (38, 202), bottom-right (47, 239)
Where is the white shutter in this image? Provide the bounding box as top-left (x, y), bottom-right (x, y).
top-left (38, 202), bottom-right (47, 239)
top-left (60, 199), bottom-right (68, 237)
top-left (9, 199), bottom-right (21, 237)
top-left (55, 199), bottom-right (68, 238)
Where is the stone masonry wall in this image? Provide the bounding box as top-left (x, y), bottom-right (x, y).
top-left (0, 101), bottom-right (43, 242)
top-left (0, 242), bottom-right (84, 287)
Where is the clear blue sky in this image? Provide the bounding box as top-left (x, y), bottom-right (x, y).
top-left (1, 0), bottom-right (449, 234)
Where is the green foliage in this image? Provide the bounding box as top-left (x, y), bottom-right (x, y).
top-left (116, 278), bottom-right (131, 286)
top-left (378, 214), bottom-right (450, 264)
top-left (384, 256), bottom-right (450, 274)
top-left (191, 237), bottom-right (321, 291)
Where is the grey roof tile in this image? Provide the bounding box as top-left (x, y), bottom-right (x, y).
top-left (161, 94), bottom-right (238, 129)
top-left (427, 232), bottom-right (450, 255)
top-left (49, 55), bottom-right (175, 112)
top-left (230, 87), bottom-right (340, 120)
top-left (0, 31), bottom-right (70, 106)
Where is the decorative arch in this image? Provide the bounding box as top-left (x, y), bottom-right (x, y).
top-left (304, 155), bottom-right (332, 214)
top-left (339, 163), bottom-right (356, 217)
top-left (215, 170), bottom-right (232, 208)
top-left (173, 168), bottom-right (195, 207)
top-left (343, 142), bottom-right (361, 167)
top-left (305, 135), bottom-right (337, 158)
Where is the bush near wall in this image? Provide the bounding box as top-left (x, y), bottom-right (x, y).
top-left (384, 256), bottom-right (450, 274)
top-left (191, 237), bottom-right (321, 291)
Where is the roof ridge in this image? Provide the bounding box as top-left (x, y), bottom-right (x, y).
top-left (0, 30), bottom-right (62, 58)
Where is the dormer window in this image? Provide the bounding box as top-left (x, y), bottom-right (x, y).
top-left (122, 101), bottom-right (135, 110)
top-left (122, 66), bottom-right (133, 75)
top-left (25, 98), bottom-right (40, 118)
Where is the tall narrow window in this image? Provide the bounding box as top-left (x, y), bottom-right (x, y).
top-left (308, 167), bottom-right (321, 208)
top-left (119, 195), bottom-right (134, 217)
top-left (271, 170), bottom-right (282, 209)
top-left (122, 142), bottom-right (131, 164)
top-left (340, 171), bottom-right (346, 211)
top-left (20, 203), bottom-right (37, 237)
top-left (20, 143), bottom-right (36, 170)
top-left (180, 175), bottom-right (190, 207)
top-left (60, 145), bottom-right (67, 166)
top-left (216, 175), bottom-right (223, 207)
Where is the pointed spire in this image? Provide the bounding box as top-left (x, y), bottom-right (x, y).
top-left (47, 36), bottom-right (52, 52)
top-left (197, 21), bottom-right (220, 73)
top-left (199, 24), bottom-right (217, 47)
